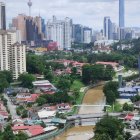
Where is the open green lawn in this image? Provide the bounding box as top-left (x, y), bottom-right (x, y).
top-left (106, 102), bottom-right (122, 112)
top-left (66, 80), bottom-right (85, 115)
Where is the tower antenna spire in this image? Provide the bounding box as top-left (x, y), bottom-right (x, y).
top-left (27, 0), bottom-right (32, 16)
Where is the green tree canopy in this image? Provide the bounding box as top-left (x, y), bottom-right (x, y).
top-left (18, 73), bottom-right (35, 88)
top-left (95, 116), bottom-right (124, 140)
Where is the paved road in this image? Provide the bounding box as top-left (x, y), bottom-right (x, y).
top-left (4, 94), bottom-right (18, 118)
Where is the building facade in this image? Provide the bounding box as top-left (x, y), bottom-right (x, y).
top-left (0, 2), bottom-right (6, 30)
top-left (72, 24), bottom-right (83, 43)
top-left (119, 0), bottom-right (125, 28)
top-left (9, 42), bottom-right (26, 79)
top-left (12, 14), bottom-right (45, 44)
top-left (12, 14), bottom-right (27, 42)
top-left (0, 30), bottom-right (26, 79)
top-left (83, 27), bottom-right (92, 43)
top-left (46, 16), bottom-right (72, 50)
top-left (103, 17), bottom-right (112, 40)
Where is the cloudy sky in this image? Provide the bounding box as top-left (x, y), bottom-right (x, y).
top-left (4, 0), bottom-right (140, 30)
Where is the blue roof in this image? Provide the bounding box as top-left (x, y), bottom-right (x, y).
top-left (118, 87), bottom-right (137, 92)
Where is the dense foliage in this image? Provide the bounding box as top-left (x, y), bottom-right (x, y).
top-left (94, 116), bottom-right (130, 140)
top-left (103, 81), bottom-right (119, 105)
top-left (0, 71), bottom-right (13, 93)
top-left (36, 91), bottom-right (72, 106)
top-left (82, 64), bottom-right (115, 84)
top-left (18, 73), bottom-right (36, 88)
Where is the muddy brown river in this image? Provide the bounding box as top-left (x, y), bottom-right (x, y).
top-left (54, 85), bottom-right (105, 140)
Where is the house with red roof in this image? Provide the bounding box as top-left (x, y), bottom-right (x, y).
top-left (12, 125), bottom-right (45, 137)
top-left (16, 93), bottom-right (39, 104)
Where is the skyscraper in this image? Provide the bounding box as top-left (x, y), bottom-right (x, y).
top-left (46, 16), bottom-right (72, 50)
top-left (83, 27), bottom-right (92, 44)
top-left (103, 17), bottom-right (112, 40)
top-left (72, 24), bottom-right (83, 43)
top-left (0, 2), bottom-right (6, 30)
top-left (12, 14), bottom-right (27, 41)
top-left (119, 0), bottom-right (125, 28)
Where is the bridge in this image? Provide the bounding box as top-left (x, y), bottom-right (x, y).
top-left (67, 112), bottom-right (121, 121)
top-left (67, 104), bottom-right (121, 125)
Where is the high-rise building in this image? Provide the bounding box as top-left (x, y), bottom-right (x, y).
top-left (72, 24), bottom-right (83, 43)
top-left (103, 17), bottom-right (112, 40)
top-left (0, 2), bottom-right (6, 30)
top-left (119, 0), bottom-right (125, 28)
top-left (12, 14), bottom-right (27, 41)
top-left (0, 30), bottom-right (26, 79)
top-left (83, 27), bottom-right (92, 44)
top-left (12, 14), bottom-right (44, 44)
top-left (46, 16), bottom-right (72, 50)
top-left (9, 42), bottom-right (26, 79)
top-left (64, 17), bottom-right (72, 49)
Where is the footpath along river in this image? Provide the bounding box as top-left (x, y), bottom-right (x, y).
top-left (54, 85), bottom-right (105, 140)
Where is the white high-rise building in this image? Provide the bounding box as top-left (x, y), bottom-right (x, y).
top-left (9, 42), bottom-right (26, 79)
top-left (64, 17), bottom-right (72, 49)
top-left (46, 16), bottom-right (72, 50)
top-left (0, 30), bottom-right (26, 79)
top-left (83, 29), bottom-right (92, 43)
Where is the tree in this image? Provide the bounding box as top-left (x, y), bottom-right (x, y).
top-left (95, 116), bottom-right (124, 140)
top-left (21, 109), bottom-right (28, 118)
top-left (44, 70), bottom-right (54, 82)
top-left (94, 133), bottom-right (111, 140)
top-left (18, 73), bottom-right (35, 88)
top-left (82, 65), bottom-right (92, 84)
top-left (71, 67), bottom-right (77, 76)
top-left (105, 90), bottom-right (116, 105)
top-left (91, 64), bottom-right (105, 82)
top-left (15, 131), bottom-right (28, 140)
top-left (26, 54), bottom-right (45, 74)
top-left (0, 78), bottom-right (9, 93)
top-left (0, 71), bottom-right (13, 83)
top-left (2, 125), bottom-right (15, 140)
top-left (57, 78), bottom-right (71, 92)
top-left (36, 97), bottom-right (47, 106)
top-left (124, 132), bottom-right (132, 140)
top-left (104, 65), bottom-right (115, 80)
top-left (103, 81), bottom-right (119, 105)
top-left (115, 135), bottom-right (125, 140)
top-left (123, 103), bottom-right (133, 111)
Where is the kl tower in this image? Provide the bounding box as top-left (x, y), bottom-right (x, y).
top-left (27, 0), bottom-right (32, 16)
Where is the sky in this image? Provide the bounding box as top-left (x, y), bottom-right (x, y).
top-left (4, 0), bottom-right (140, 30)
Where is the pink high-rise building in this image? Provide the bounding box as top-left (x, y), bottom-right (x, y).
top-left (12, 14), bottom-right (27, 41)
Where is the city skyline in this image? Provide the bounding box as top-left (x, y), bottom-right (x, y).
top-left (4, 0), bottom-right (140, 30)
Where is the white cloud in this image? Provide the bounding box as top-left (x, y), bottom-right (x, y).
top-left (5, 0), bottom-right (140, 30)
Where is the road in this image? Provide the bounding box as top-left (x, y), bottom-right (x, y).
top-left (4, 93), bottom-right (18, 118)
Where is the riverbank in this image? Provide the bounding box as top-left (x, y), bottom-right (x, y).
top-left (79, 85), bottom-right (105, 114)
top-left (57, 84), bottom-right (105, 140)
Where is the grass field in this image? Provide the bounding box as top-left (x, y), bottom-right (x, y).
top-left (106, 102), bottom-right (122, 112)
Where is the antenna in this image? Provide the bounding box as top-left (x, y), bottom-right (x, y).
top-left (27, 0), bottom-right (32, 16)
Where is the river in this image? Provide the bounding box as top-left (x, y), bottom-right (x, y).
top-left (54, 85), bottom-right (105, 140)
